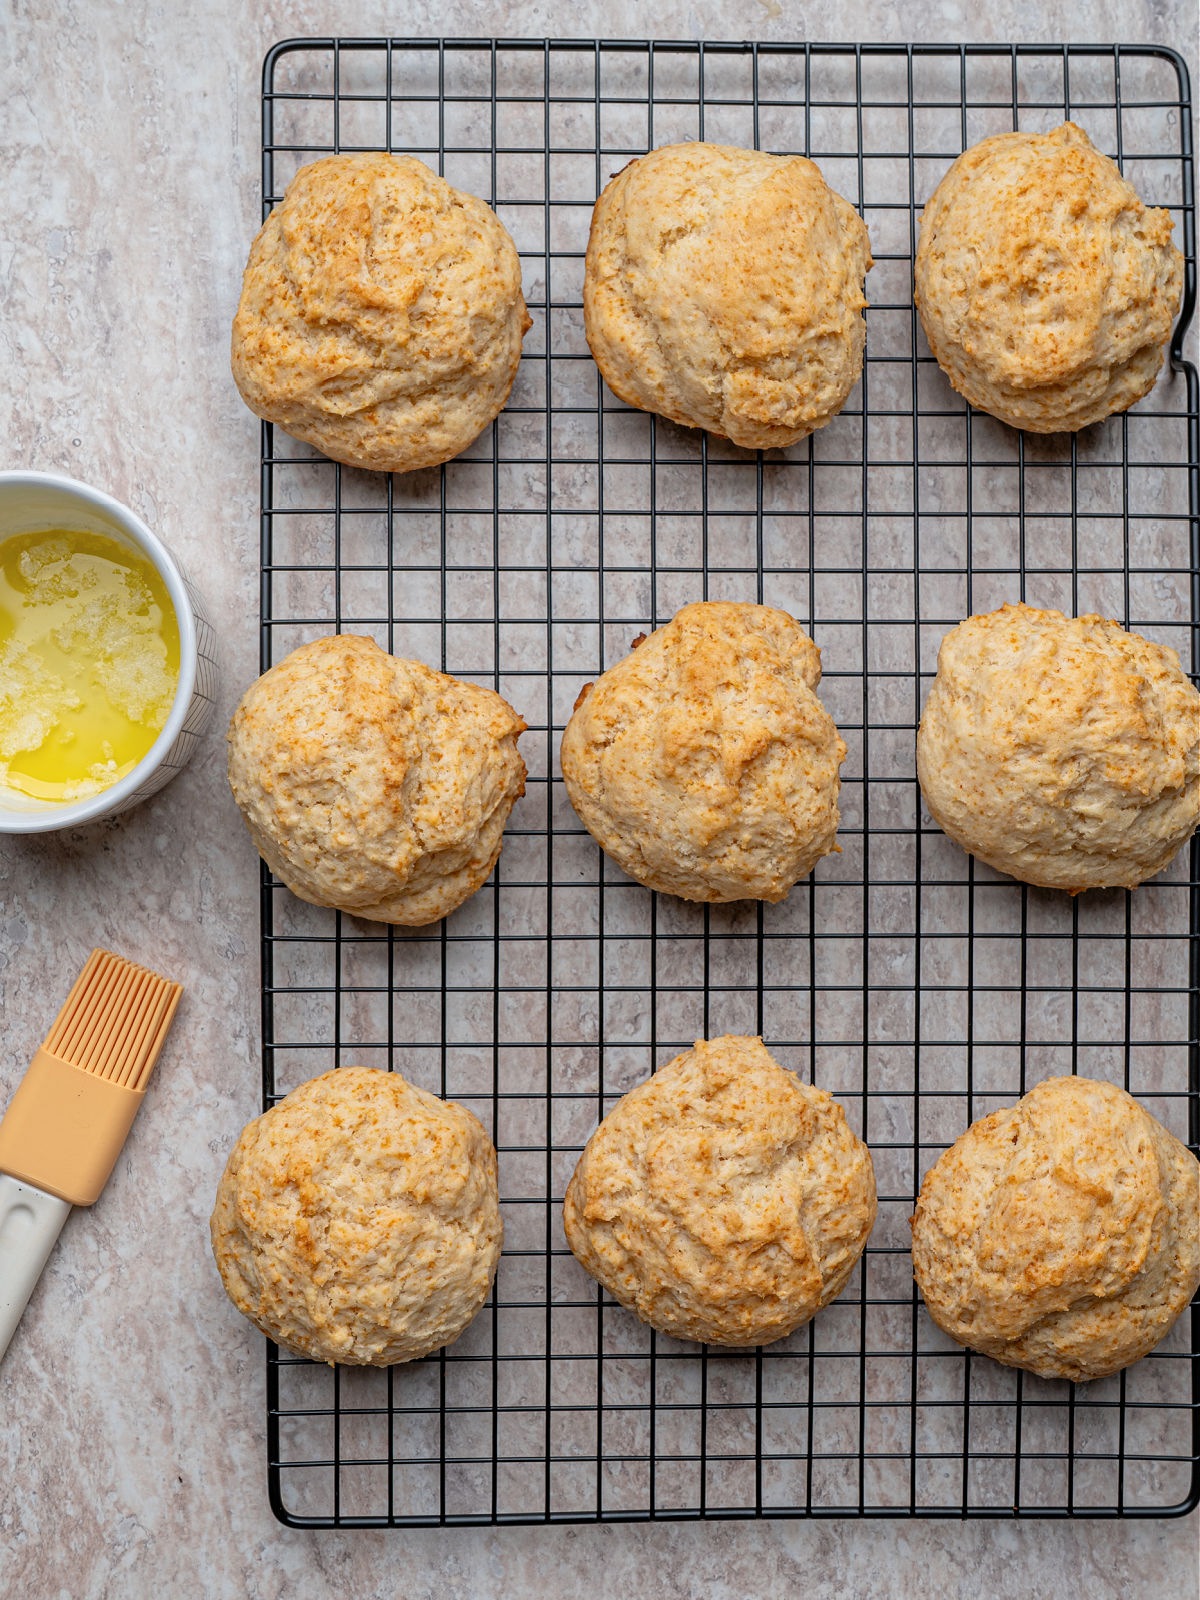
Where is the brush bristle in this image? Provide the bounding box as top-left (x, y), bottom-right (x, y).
top-left (44, 949), bottom-right (183, 1091)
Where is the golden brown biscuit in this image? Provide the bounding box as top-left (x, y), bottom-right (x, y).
top-left (916, 603), bottom-right (1200, 893)
top-left (915, 123), bottom-right (1183, 432)
top-left (560, 602), bottom-right (846, 903)
top-left (227, 635), bottom-right (526, 925)
top-left (584, 142), bottom-right (872, 448)
top-left (564, 1036), bottom-right (876, 1346)
top-left (231, 153), bottom-right (531, 472)
top-left (911, 1076), bottom-right (1200, 1383)
top-left (210, 1067), bottom-right (503, 1366)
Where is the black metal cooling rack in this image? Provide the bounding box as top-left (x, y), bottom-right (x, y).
top-left (255, 38), bottom-right (1200, 1526)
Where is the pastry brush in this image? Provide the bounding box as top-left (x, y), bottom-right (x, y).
top-left (0, 948), bottom-right (182, 1361)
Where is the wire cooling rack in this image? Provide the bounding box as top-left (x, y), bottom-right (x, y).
top-left (255, 38), bottom-right (1200, 1525)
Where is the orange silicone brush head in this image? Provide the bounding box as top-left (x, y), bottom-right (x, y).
top-left (0, 949), bottom-right (183, 1205)
top-left (43, 949), bottom-right (182, 1090)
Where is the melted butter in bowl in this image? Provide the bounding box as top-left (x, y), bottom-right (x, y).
top-left (0, 528), bottom-right (181, 802)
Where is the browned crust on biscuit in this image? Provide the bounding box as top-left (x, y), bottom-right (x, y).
top-left (211, 1067), bottom-right (503, 1366)
top-left (911, 1076), bottom-right (1200, 1382)
top-left (232, 153), bottom-right (530, 472)
top-left (583, 142), bottom-right (872, 448)
top-left (914, 123), bottom-right (1183, 432)
top-left (564, 1036), bottom-right (877, 1346)
top-left (227, 635), bottom-right (527, 925)
top-left (560, 601), bottom-right (846, 903)
top-left (916, 602), bottom-right (1200, 892)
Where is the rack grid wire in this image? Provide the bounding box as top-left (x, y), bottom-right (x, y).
top-left (256, 37), bottom-right (1200, 1526)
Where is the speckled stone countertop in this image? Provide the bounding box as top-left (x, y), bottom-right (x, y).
top-left (2, 2), bottom-right (1197, 1595)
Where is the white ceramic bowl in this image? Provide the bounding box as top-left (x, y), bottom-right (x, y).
top-left (0, 470), bottom-right (218, 832)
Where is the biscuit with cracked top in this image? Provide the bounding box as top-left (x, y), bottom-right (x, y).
top-left (564, 1035), bottom-right (877, 1347)
top-left (914, 123), bottom-right (1182, 432)
top-left (232, 153), bottom-right (531, 472)
top-left (227, 634), bottom-right (526, 925)
top-left (211, 1067), bottom-right (502, 1366)
top-left (560, 601), bottom-right (846, 904)
top-left (916, 602), bottom-right (1200, 893)
top-left (584, 142), bottom-right (872, 448)
top-left (911, 1075), bottom-right (1200, 1382)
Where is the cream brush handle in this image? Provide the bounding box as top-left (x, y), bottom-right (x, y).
top-left (0, 1172), bottom-right (71, 1362)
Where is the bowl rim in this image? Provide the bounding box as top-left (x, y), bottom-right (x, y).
top-left (0, 468), bottom-right (199, 833)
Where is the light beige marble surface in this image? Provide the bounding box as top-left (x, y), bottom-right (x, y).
top-left (2, 1), bottom-right (1197, 1595)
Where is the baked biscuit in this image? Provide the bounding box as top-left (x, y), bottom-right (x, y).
top-left (584, 142), bottom-right (872, 448)
top-left (915, 123), bottom-right (1183, 432)
top-left (564, 1036), bottom-right (877, 1346)
top-left (211, 1067), bottom-right (503, 1366)
top-left (560, 602), bottom-right (846, 903)
top-left (917, 603), bottom-right (1200, 893)
top-left (232, 153), bottom-right (531, 472)
top-left (911, 1076), bottom-right (1200, 1383)
top-left (228, 635), bottom-right (526, 925)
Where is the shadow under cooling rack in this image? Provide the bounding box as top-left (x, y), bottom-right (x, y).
top-left (256, 37), bottom-right (1200, 1526)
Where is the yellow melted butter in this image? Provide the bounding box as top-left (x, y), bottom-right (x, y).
top-left (0, 528), bottom-right (180, 802)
